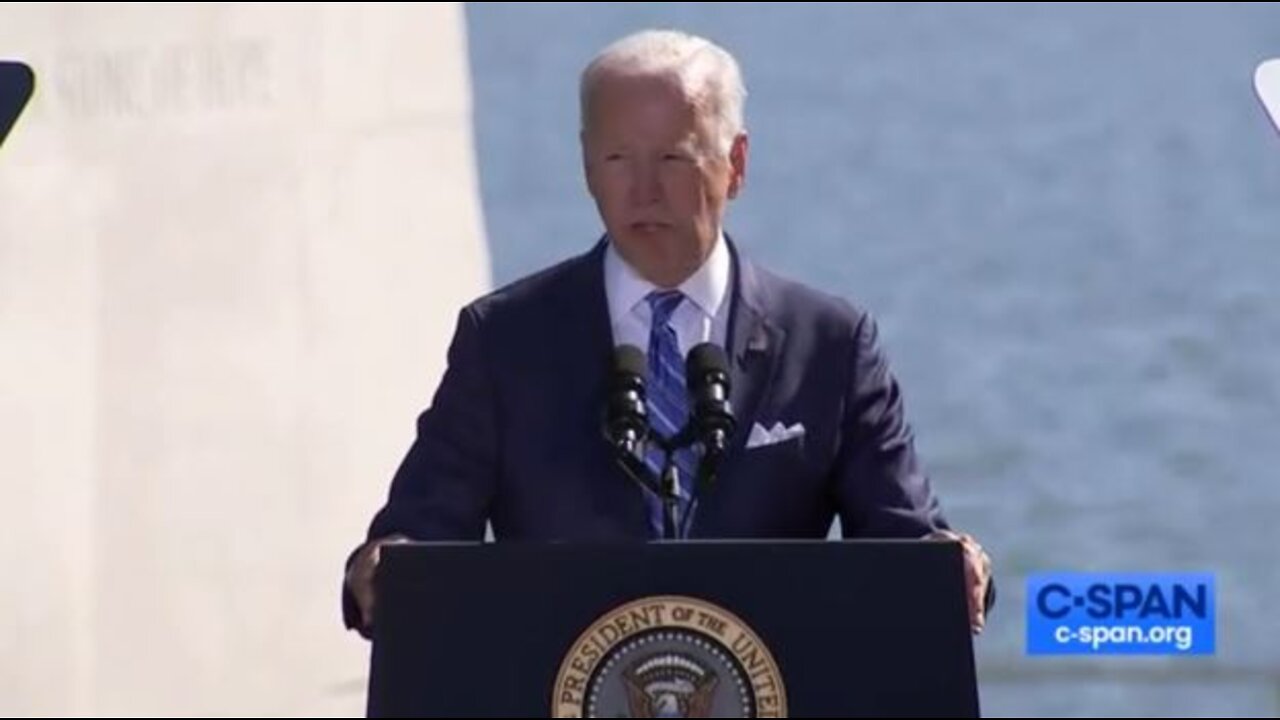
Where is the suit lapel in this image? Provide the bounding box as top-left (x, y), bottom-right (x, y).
top-left (724, 241), bottom-right (785, 458)
top-left (561, 239), bottom-right (652, 538)
top-left (559, 239), bottom-right (613, 375)
top-left (688, 241), bottom-right (785, 537)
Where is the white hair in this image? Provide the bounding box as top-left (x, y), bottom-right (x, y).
top-left (579, 29), bottom-right (747, 156)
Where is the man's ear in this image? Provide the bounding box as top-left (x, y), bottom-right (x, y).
top-left (727, 132), bottom-right (749, 199)
top-left (580, 130), bottom-right (595, 197)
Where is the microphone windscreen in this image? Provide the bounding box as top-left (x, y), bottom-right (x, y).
top-left (612, 344), bottom-right (647, 384)
top-left (686, 342), bottom-right (730, 389)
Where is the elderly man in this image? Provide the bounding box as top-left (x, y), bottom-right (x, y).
top-left (344, 28), bottom-right (992, 636)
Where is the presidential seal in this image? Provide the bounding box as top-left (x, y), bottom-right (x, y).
top-left (552, 595), bottom-right (787, 718)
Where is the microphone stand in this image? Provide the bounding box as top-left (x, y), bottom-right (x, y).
top-left (660, 451), bottom-right (680, 541)
top-left (606, 341), bottom-right (736, 540)
top-left (609, 432), bottom-right (691, 542)
top-left (679, 439), bottom-right (724, 540)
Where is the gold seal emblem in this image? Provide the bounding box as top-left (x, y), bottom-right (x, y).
top-left (553, 595), bottom-right (787, 718)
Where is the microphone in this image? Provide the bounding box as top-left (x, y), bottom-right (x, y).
top-left (685, 343), bottom-right (735, 456)
top-left (604, 344), bottom-right (649, 456)
top-left (1256, 59), bottom-right (1280, 135)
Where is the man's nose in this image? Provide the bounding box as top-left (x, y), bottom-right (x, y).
top-left (628, 159), bottom-right (662, 205)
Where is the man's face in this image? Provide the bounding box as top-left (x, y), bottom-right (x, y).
top-left (582, 72), bottom-right (747, 288)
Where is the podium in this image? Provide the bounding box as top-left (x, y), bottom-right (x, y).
top-left (370, 540), bottom-right (979, 717)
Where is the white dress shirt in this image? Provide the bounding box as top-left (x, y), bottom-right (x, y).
top-left (603, 234), bottom-right (732, 356)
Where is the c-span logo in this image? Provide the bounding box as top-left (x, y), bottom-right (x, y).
top-left (1026, 572), bottom-right (1214, 655)
top-left (553, 595), bottom-right (787, 718)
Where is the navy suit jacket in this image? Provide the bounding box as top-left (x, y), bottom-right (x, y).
top-left (344, 238), bottom-right (953, 629)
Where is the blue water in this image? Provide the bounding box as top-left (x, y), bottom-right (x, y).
top-left (465, 3), bottom-right (1280, 716)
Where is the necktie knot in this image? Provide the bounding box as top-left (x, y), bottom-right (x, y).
top-left (646, 290), bottom-right (684, 328)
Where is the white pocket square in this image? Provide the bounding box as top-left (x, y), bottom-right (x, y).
top-left (745, 421), bottom-right (806, 449)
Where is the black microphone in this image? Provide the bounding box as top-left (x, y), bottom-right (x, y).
top-left (604, 344), bottom-right (649, 456)
top-left (685, 343), bottom-right (735, 455)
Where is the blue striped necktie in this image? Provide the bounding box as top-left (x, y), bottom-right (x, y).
top-left (643, 290), bottom-right (698, 537)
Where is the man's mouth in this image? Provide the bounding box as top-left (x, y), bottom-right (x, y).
top-left (630, 221), bottom-right (670, 233)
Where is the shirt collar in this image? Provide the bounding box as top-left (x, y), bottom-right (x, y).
top-left (604, 232), bottom-right (731, 324)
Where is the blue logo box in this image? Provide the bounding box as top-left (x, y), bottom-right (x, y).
top-left (1026, 573), bottom-right (1214, 655)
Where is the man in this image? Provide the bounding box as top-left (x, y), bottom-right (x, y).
top-left (344, 29), bottom-right (992, 637)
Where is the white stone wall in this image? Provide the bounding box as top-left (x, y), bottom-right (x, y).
top-left (0, 3), bottom-right (490, 715)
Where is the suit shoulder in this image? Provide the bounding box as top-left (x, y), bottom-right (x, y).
top-left (462, 248), bottom-right (596, 323)
top-left (751, 263), bottom-right (873, 339)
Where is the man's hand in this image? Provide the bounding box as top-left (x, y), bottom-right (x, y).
top-left (927, 529), bottom-right (993, 634)
top-left (345, 534), bottom-right (410, 630)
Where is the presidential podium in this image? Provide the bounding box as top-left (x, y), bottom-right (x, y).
top-left (368, 540), bottom-right (979, 717)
